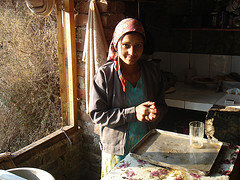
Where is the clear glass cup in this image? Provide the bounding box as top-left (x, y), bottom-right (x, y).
top-left (189, 121), bottom-right (204, 149)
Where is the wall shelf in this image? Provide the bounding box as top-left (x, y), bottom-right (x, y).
top-left (171, 28), bottom-right (240, 32)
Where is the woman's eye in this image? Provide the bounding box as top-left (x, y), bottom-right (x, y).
top-left (136, 44), bottom-right (143, 48)
top-left (122, 44), bottom-right (130, 48)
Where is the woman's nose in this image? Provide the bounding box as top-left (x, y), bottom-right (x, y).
top-left (128, 46), bottom-right (135, 55)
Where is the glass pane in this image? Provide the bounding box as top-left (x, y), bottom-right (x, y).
top-left (0, 0), bottom-right (62, 153)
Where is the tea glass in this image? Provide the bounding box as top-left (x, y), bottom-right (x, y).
top-left (189, 121), bottom-right (204, 149)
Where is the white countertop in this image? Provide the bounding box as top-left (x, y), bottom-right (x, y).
top-left (165, 82), bottom-right (240, 112)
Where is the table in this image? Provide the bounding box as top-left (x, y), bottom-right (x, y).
top-left (101, 142), bottom-right (239, 180)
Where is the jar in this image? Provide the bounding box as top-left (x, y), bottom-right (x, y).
top-left (210, 12), bottom-right (219, 27)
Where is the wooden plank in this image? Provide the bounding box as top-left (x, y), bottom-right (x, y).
top-left (12, 126), bottom-right (76, 164)
top-left (63, 0), bottom-right (78, 127)
top-left (56, 0), bottom-right (68, 125)
top-left (56, 0), bottom-right (78, 127)
top-left (69, 0), bottom-right (78, 127)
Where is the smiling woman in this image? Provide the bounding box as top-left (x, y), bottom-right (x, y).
top-left (89, 18), bottom-right (168, 178)
top-left (117, 32), bottom-right (144, 87)
top-left (0, 0), bottom-right (62, 153)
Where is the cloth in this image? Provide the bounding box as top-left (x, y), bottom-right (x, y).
top-left (89, 60), bottom-right (167, 155)
top-left (101, 150), bottom-right (125, 178)
top-left (82, 0), bottom-right (108, 113)
top-left (125, 76), bottom-right (148, 154)
top-left (101, 144), bottom-right (240, 180)
top-left (107, 18), bottom-right (145, 92)
top-left (101, 75), bottom-right (148, 178)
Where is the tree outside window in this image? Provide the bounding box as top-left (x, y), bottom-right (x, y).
top-left (0, 0), bottom-right (64, 153)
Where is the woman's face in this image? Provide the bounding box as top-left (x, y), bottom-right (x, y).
top-left (117, 33), bottom-right (144, 66)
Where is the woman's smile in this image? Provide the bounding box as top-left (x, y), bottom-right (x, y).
top-left (117, 33), bottom-right (144, 65)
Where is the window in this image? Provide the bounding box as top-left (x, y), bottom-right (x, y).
top-left (0, 0), bottom-right (77, 153)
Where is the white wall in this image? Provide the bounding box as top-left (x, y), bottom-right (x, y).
top-left (149, 52), bottom-right (240, 82)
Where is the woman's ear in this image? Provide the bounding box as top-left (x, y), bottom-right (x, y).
top-left (116, 35), bottom-right (124, 52)
top-left (114, 44), bottom-right (118, 52)
top-left (115, 41), bottom-right (120, 52)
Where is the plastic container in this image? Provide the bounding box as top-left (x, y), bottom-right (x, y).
top-left (7, 167), bottom-right (55, 180)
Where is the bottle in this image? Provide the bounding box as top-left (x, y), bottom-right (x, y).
top-left (184, 64), bottom-right (195, 84)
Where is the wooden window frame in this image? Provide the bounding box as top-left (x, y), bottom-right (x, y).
top-left (11, 0), bottom-right (78, 159)
top-left (56, 0), bottom-right (78, 128)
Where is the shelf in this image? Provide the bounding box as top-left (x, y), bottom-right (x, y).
top-left (171, 28), bottom-right (240, 32)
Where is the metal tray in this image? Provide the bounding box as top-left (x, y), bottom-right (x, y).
top-left (130, 129), bottom-right (223, 175)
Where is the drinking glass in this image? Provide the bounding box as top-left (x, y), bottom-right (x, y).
top-left (189, 121), bottom-right (204, 149)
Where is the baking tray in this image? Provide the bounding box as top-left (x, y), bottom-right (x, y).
top-left (130, 129), bottom-right (223, 175)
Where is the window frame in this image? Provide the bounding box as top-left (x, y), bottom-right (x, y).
top-left (11, 0), bottom-right (78, 158)
top-left (56, 0), bottom-right (78, 127)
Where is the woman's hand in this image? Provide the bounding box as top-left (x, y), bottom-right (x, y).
top-left (136, 101), bottom-right (159, 122)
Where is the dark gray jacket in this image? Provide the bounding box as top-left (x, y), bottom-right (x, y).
top-left (89, 60), bottom-right (167, 155)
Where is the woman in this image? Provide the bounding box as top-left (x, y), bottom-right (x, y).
top-left (89, 18), bottom-right (167, 177)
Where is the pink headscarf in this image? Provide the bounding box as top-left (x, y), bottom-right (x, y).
top-left (107, 18), bottom-right (145, 92)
